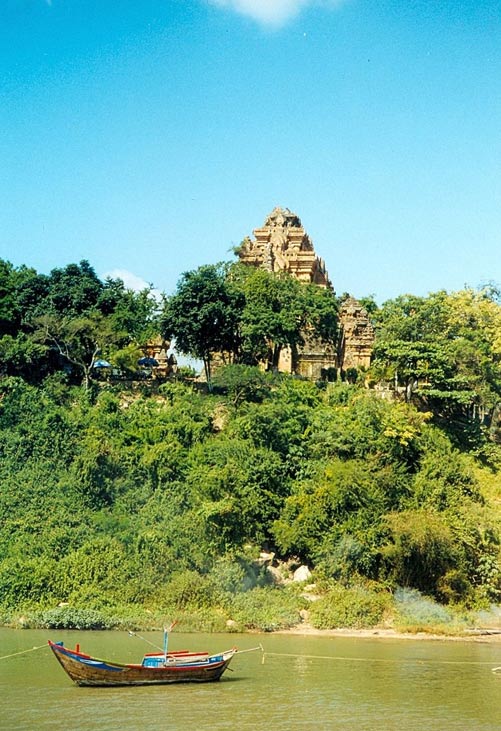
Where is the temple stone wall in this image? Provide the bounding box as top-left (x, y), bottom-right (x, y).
top-left (338, 296), bottom-right (374, 371)
top-left (294, 347), bottom-right (338, 380)
top-left (143, 337), bottom-right (178, 377)
top-left (238, 207), bottom-right (375, 378)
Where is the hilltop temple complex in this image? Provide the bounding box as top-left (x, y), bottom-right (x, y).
top-left (237, 207), bottom-right (375, 380)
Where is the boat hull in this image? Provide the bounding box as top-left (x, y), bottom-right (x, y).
top-left (48, 641), bottom-right (234, 687)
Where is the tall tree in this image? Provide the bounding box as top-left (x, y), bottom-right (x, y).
top-left (0, 259), bottom-right (161, 385)
top-left (236, 266), bottom-right (338, 371)
top-left (0, 260), bottom-right (39, 336)
top-left (34, 312), bottom-right (120, 389)
top-left (371, 288), bottom-right (501, 438)
top-left (238, 268), bottom-right (307, 369)
top-left (162, 262), bottom-right (339, 382)
top-left (161, 263), bottom-right (243, 387)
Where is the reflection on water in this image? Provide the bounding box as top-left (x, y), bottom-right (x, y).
top-left (1, 629), bottom-right (501, 731)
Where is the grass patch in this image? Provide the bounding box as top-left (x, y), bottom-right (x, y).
top-left (393, 587), bottom-right (467, 634)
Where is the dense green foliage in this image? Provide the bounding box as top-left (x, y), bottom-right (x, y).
top-left (1, 257), bottom-right (501, 633)
top-left (1, 371), bottom-right (500, 629)
top-left (0, 259), bottom-right (160, 387)
top-left (309, 584), bottom-right (390, 629)
top-left (161, 263), bottom-right (338, 387)
top-left (370, 287), bottom-right (501, 448)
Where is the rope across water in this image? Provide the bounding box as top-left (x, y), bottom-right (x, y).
top-left (0, 644), bottom-right (49, 661)
top-left (0, 642), bottom-right (499, 673)
top-left (263, 650), bottom-right (499, 667)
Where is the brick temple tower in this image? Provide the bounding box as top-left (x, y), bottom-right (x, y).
top-left (238, 207), bottom-right (374, 379)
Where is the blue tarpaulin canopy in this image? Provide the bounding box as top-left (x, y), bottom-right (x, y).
top-left (138, 357), bottom-right (158, 367)
top-left (93, 359), bottom-right (111, 368)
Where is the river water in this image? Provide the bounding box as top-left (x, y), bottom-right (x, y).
top-left (1, 629), bottom-right (500, 730)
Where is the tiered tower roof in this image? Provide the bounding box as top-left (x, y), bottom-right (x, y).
top-left (238, 207), bottom-right (331, 288)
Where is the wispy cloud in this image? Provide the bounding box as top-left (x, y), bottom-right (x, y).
top-left (103, 269), bottom-right (162, 302)
top-left (208, 0), bottom-right (345, 27)
top-left (103, 269), bottom-right (151, 292)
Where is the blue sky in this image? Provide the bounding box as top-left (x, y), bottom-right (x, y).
top-left (2, 0), bottom-right (500, 303)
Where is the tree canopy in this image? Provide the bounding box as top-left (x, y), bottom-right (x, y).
top-left (370, 287), bottom-right (501, 446)
top-left (0, 259), bottom-right (160, 386)
top-left (161, 262), bottom-right (339, 382)
top-left (161, 263), bottom-right (243, 385)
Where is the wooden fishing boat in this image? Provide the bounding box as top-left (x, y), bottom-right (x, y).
top-left (48, 639), bottom-right (237, 687)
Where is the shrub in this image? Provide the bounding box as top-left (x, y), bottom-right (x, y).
top-left (316, 535), bottom-right (371, 581)
top-left (163, 608), bottom-right (229, 633)
top-left (0, 557), bottom-right (58, 609)
top-left (156, 571), bottom-right (214, 609)
top-left (227, 587), bottom-right (302, 632)
top-left (436, 569), bottom-right (472, 604)
top-left (393, 587), bottom-right (454, 631)
top-left (381, 510), bottom-right (459, 596)
top-left (30, 607), bottom-right (116, 630)
top-left (309, 584), bottom-right (389, 629)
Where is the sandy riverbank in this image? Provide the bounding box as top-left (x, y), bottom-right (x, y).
top-left (275, 623), bottom-right (501, 643)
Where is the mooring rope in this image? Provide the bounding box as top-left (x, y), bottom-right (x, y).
top-left (237, 644), bottom-right (265, 656)
top-left (0, 643), bottom-right (49, 661)
top-left (262, 651), bottom-right (498, 667)
top-left (0, 642), bottom-right (497, 672)
top-left (127, 630), bottom-right (164, 652)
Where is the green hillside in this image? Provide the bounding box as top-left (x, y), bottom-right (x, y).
top-left (1, 258), bottom-right (501, 634)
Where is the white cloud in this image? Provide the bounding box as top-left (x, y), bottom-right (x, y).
top-left (208, 0), bottom-right (344, 27)
top-left (103, 269), bottom-right (163, 302)
top-left (103, 269), bottom-right (151, 292)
